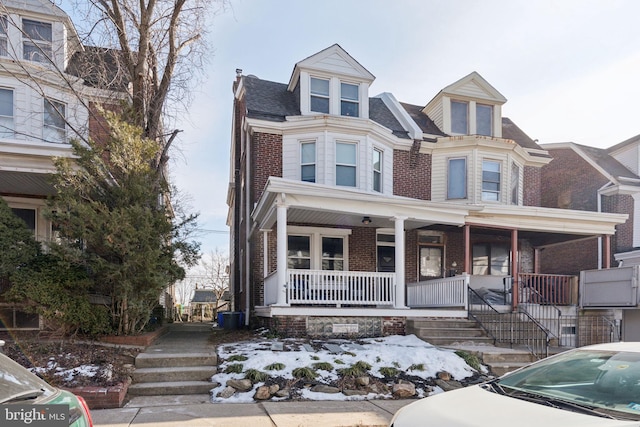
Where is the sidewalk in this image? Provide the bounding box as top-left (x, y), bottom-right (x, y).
top-left (91, 394), bottom-right (412, 427)
top-left (91, 323), bottom-right (412, 426)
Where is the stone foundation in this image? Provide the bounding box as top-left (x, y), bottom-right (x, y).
top-left (258, 315), bottom-right (406, 338)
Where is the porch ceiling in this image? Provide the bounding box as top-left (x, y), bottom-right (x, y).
top-left (0, 170), bottom-right (56, 197)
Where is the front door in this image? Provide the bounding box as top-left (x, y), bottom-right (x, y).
top-left (419, 246), bottom-right (443, 280)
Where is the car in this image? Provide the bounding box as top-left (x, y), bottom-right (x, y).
top-left (390, 342), bottom-right (640, 427)
top-left (0, 344), bottom-right (93, 427)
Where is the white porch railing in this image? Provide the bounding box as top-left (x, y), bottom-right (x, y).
top-left (286, 269), bottom-right (395, 306)
top-left (407, 274), bottom-right (469, 309)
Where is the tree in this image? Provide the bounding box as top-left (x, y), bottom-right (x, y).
top-left (0, 197), bottom-right (41, 280)
top-left (48, 111), bottom-right (200, 335)
top-left (200, 249), bottom-right (229, 319)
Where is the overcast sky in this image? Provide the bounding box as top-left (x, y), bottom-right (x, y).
top-left (62, 0), bottom-right (640, 257)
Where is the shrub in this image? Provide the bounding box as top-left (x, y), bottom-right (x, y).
top-left (227, 354), bottom-right (248, 362)
top-left (312, 362), bottom-right (333, 371)
top-left (379, 366), bottom-right (399, 377)
top-left (455, 350), bottom-right (482, 371)
top-left (224, 363), bottom-right (244, 374)
top-left (245, 369), bottom-right (269, 383)
top-left (292, 367), bottom-right (318, 380)
top-left (265, 362), bottom-right (286, 371)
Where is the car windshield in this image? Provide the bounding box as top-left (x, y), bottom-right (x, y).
top-left (496, 349), bottom-right (640, 420)
top-left (0, 353), bottom-right (55, 403)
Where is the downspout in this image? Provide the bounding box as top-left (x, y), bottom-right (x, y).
top-left (244, 125), bottom-right (251, 326)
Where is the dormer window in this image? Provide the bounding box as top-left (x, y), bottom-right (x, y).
top-left (0, 16), bottom-right (7, 56)
top-left (310, 77), bottom-right (330, 114)
top-left (451, 100), bottom-right (468, 134)
top-left (340, 82), bottom-right (359, 117)
top-left (476, 104), bottom-right (493, 136)
top-left (23, 19), bottom-right (52, 63)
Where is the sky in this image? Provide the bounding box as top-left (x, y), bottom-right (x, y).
top-left (57, 0), bottom-right (640, 259)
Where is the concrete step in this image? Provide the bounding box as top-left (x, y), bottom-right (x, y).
top-left (133, 366), bottom-right (217, 383)
top-left (411, 326), bottom-right (486, 338)
top-left (135, 352), bottom-right (217, 368)
top-left (407, 318), bottom-right (480, 329)
top-left (418, 336), bottom-right (495, 346)
top-left (487, 362), bottom-right (529, 377)
top-left (481, 351), bottom-right (537, 365)
top-left (127, 380), bottom-right (216, 396)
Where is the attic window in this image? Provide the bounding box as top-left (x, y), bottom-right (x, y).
top-left (476, 104), bottom-right (493, 136)
top-left (310, 77), bottom-right (330, 114)
top-left (451, 100), bottom-right (468, 134)
top-left (340, 82), bottom-right (359, 117)
top-left (23, 19), bottom-right (52, 63)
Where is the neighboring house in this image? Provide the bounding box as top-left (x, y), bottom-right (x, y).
top-left (541, 136), bottom-right (640, 341)
top-left (189, 289), bottom-right (230, 322)
top-left (0, 0), bottom-right (146, 329)
top-left (227, 44), bottom-right (627, 340)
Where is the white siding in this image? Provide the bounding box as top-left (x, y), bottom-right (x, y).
top-left (457, 81), bottom-right (491, 99)
top-left (612, 145), bottom-right (639, 176)
top-left (634, 194), bottom-right (640, 248)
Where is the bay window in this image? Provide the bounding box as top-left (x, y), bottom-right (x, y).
top-left (336, 142), bottom-right (356, 187)
top-left (482, 160), bottom-right (501, 201)
top-left (0, 88), bottom-right (13, 138)
top-left (373, 148), bottom-right (382, 192)
top-left (43, 98), bottom-right (66, 143)
top-left (447, 157), bottom-right (467, 199)
top-left (301, 141), bottom-right (316, 182)
top-left (0, 16), bottom-right (7, 56)
top-left (511, 163), bottom-right (520, 205)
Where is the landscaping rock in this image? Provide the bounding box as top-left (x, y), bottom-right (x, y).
top-left (217, 386), bottom-right (236, 399)
top-left (254, 385), bottom-right (271, 400)
top-left (310, 384), bottom-right (340, 394)
top-left (435, 379), bottom-right (463, 392)
top-left (343, 389), bottom-right (369, 396)
top-left (437, 371), bottom-right (451, 381)
top-left (355, 376), bottom-right (370, 386)
top-left (275, 388), bottom-right (290, 398)
top-left (268, 384), bottom-right (280, 395)
top-left (393, 382), bottom-right (416, 398)
top-left (226, 379), bottom-right (253, 392)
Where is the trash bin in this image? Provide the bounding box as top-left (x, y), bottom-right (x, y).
top-left (217, 312), bottom-right (225, 328)
top-left (223, 312), bottom-right (241, 330)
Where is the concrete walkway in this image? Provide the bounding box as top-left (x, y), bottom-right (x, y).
top-left (91, 324), bottom-right (412, 426)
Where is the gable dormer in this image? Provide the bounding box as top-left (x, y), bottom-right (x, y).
top-left (423, 72), bottom-right (506, 138)
top-left (288, 44), bottom-right (375, 119)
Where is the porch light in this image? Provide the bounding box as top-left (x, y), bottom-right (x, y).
top-left (362, 216), bottom-right (371, 225)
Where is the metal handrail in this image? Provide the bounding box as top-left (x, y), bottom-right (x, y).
top-left (468, 287), bottom-right (550, 359)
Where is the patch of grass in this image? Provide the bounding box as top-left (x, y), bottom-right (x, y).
top-left (375, 356), bottom-right (382, 363)
top-left (392, 361), bottom-right (401, 368)
top-left (292, 366), bottom-right (318, 380)
top-left (408, 363), bottom-right (424, 371)
top-left (334, 359), bottom-right (345, 365)
top-left (379, 366), bottom-right (399, 377)
top-left (338, 360), bottom-right (372, 377)
top-left (224, 363), bottom-right (244, 374)
top-left (227, 354), bottom-right (248, 362)
top-left (312, 362), bottom-right (333, 371)
top-left (265, 362), bottom-right (286, 371)
top-left (343, 351), bottom-right (356, 357)
top-left (311, 355), bottom-right (320, 360)
top-left (455, 350), bottom-right (482, 371)
top-left (245, 369), bottom-right (269, 383)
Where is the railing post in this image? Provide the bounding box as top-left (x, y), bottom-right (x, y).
top-left (275, 200), bottom-right (289, 306)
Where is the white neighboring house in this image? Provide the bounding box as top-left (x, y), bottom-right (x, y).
top-left (0, 0), bottom-right (124, 329)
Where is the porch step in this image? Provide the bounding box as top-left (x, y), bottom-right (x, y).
top-left (135, 352), bottom-right (217, 368)
top-left (133, 366), bottom-right (217, 383)
top-left (407, 318), bottom-right (494, 346)
top-left (127, 381), bottom-right (215, 396)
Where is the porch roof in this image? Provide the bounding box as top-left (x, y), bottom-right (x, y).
top-left (252, 177), bottom-right (628, 240)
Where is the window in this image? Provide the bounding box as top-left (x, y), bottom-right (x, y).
top-left (336, 142), bottom-right (356, 187)
top-left (288, 235), bottom-right (311, 269)
top-left (418, 232), bottom-right (444, 279)
top-left (511, 163), bottom-right (520, 205)
top-left (377, 232), bottom-right (395, 272)
top-left (301, 142), bottom-right (316, 182)
top-left (0, 16), bottom-right (7, 56)
top-left (23, 19), bottom-right (52, 63)
top-left (476, 104), bottom-right (492, 136)
top-left (447, 157), bottom-right (467, 199)
top-left (472, 243), bottom-right (510, 275)
top-left (310, 77), bottom-right (330, 114)
top-left (0, 88), bottom-right (13, 138)
top-left (451, 100), bottom-right (468, 134)
top-left (482, 160), bottom-right (501, 201)
top-left (373, 148), bottom-right (382, 192)
top-left (321, 237), bottom-right (344, 271)
top-left (43, 99), bottom-right (66, 143)
top-left (340, 82), bottom-right (359, 117)
top-left (11, 208), bottom-right (36, 233)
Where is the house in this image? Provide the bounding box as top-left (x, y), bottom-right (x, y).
top-left (540, 136), bottom-right (640, 341)
top-left (189, 289), bottom-right (230, 322)
top-left (227, 44), bottom-right (627, 341)
top-left (0, 0), bottom-right (132, 329)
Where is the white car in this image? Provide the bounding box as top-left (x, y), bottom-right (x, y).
top-left (390, 342), bottom-right (640, 426)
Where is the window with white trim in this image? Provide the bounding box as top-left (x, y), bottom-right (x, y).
top-left (340, 82), bottom-right (359, 117)
top-left (511, 162), bottom-right (520, 205)
top-left (451, 100), bottom-right (468, 134)
top-left (373, 148), bottom-right (382, 192)
top-left (0, 16), bottom-right (8, 57)
top-left (288, 228), bottom-right (349, 271)
top-left (288, 235), bottom-right (311, 269)
top-left (376, 231), bottom-right (395, 272)
top-left (43, 98), bottom-right (66, 143)
top-left (447, 157), bottom-right (467, 199)
top-left (336, 142), bottom-right (356, 187)
top-left (482, 159), bottom-right (501, 201)
top-left (11, 208), bottom-right (36, 234)
top-left (476, 103), bottom-right (493, 136)
top-left (0, 88), bottom-right (13, 138)
top-left (472, 243), bottom-right (509, 275)
top-left (23, 19), bottom-right (52, 63)
top-left (310, 77), bottom-right (330, 114)
top-left (301, 141), bottom-right (316, 182)
top-left (322, 237), bottom-right (344, 270)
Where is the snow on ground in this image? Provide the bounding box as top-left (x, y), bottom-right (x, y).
top-left (210, 334), bottom-right (478, 403)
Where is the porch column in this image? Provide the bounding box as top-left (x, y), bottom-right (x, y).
top-left (262, 230), bottom-right (271, 277)
top-left (394, 216), bottom-right (408, 309)
top-left (463, 224), bottom-right (471, 274)
top-left (276, 200), bottom-right (289, 306)
top-left (511, 228), bottom-right (519, 311)
top-left (603, 234), bottom-right (611, 269)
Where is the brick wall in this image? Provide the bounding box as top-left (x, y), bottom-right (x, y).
top-left (251, 132), bottom-right (283, 203)
top-left (393, 148), bottom-right (431, 200)
top-left (523, 166), bottom-right (541, 207)
top-left (382, 317), bottom-right (405, 336)
top-left (349, 227), bottom-right (377, 271)
top-left (603, 193), bottom-right (634, 254)
top-left (539, 238), bottom-right (599, 276)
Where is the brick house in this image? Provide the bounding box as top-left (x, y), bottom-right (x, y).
top-left (227, 44), bottom-right (627, 339)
